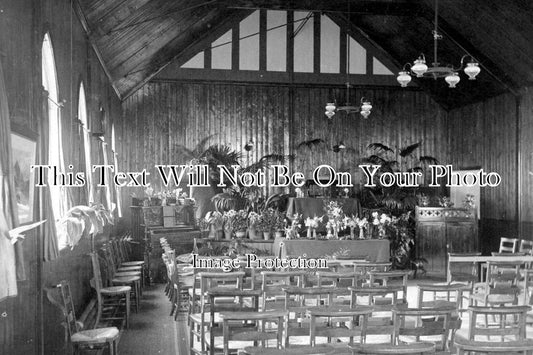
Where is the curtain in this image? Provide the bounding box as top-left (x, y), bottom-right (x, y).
top-left (0, 57), bottom-right (25, 301)
top-left (40, 90), bottom-right (59, 261)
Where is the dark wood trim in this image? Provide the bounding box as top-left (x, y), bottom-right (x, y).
top-left (120, 10), bottom-right (253, 100)
top-left (339, 27), bottom-right (347, 75)
top-left (156, 68), bottom-right (403, 87)
top-left (259, 9), bottom-right (267, 71)
top-left (224, 0), bottom-right (419, 16)
top-left (326, 13), bottom-right (401, 74)
top-left (232, 23), bottom-right (240, 71)
top-left (204, 46), bottom-right (212, 70)
top-left (366, 50), bottom-right (374, 76)
top-left (286, 11), bottom-right (294, 73)
top-left (313, 13), bottom-right (320, 74)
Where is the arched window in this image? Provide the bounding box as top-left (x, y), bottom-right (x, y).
top-left (78, 82), bottom-right (94, 204)
top-left (42, 33), bottom-right (67, 231)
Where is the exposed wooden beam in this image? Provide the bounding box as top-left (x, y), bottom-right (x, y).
top-left (224, 0), bottom-right (418, 16)
top-left (73, 0), bottom-right (121, 99)
top-left (120, 9), bottom-right (254, 99)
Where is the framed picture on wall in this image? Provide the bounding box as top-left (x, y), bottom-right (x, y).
top-left (10, 126), bottom-right (37, 223)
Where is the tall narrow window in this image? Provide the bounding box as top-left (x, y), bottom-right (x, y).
top-left (42, 33), bottom-right (67, 238)
top-left (111, 123), bottom-right (122, 217)
top-left (78, 83), bottom-right (93, 204)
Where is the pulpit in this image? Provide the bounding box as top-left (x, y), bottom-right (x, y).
top-left (415, 206), bottom-right (478, 276)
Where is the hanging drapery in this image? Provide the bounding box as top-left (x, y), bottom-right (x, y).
top-left (39, 89), bottom-right (60, 261)
top-left (0, 57), bottom-right (25, 301)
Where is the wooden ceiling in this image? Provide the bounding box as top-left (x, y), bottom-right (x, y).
top-left (74, 0), bottom-right (533, 109)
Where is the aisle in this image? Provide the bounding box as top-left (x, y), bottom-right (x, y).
top-left (118, 284), bottom-right (183, 355)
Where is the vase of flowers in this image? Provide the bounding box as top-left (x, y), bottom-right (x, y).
top-left (232, 210), bottom-right (249, 239)
top-left (285, 214), bottom-right (301, 240)
top-left (247, 211), bottom-right (260, 240)
top-left (324, 201), bottom-right (345, 240)
top-left (223, 210), bottom-right (237, 239)
top-left (371, 212), bottom-right (392, 239)
top-left (273, 210), bottom-right (286, 239)
top-left (304, 216), bottom-right (322, 239)
top-left (257, 208), bottom-right (275, 240)
top-left (204, 211), bottom-right (224, 239)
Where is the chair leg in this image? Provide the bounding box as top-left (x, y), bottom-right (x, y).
top-left (125, 291), bottom-right (131, 329)
top-left (108, 340), bottom-right (115, 355)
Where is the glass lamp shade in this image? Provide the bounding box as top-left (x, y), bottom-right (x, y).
top-left (361, 101), bottom-right (372, 112)
top-left (445, 72), bottom-right (460, 88)
top-left (411, 58), bottom-right (428, 77)
top-left (325, 110), bottom-right (335, 119)
top-left (397, 71), bottom-right (412, 87)
top-left (325, 103), bottom-right (336, 112)
top-left (360, 110), bottom-right (371, 119)
top-left (464, 62), bottom-right (481, 80)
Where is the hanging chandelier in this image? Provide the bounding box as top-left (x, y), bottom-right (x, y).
top-left (325, 83), bottom-right (372, 119)
top-left (397, 0), bottom-right (481, 88)
top-left (325, 3), bottom-right (372, 120)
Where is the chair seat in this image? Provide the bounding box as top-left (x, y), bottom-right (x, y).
top-left (118, 265), bottom-right (142, 271)
top-left (112, 276), bottom-right (140, 283)
top-left (121, 261), bottom-right (144, 266)
top-left (351, 342), bottom-right (436, 354)
top-left (115, 271), bottom-right (141, 277)
top-left (71, 327), bottom-right (120, 344)
top-left (455, 336), bottom-right (533, 352)
top-left (101, 286), bottom-right (131, 294)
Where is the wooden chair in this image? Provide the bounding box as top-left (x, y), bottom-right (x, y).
top-left (48, 280), bottom-right (120, 355)
top-left (499, 238), bottom-right (519, 253)
top-left (111, 238), bottom-right (145, 289)
top-left (317, 271), bottom-right (360, 305)
top-left (471, 260), bottom-right (523, 309)
top-left (220, 309), bottom-right (286, 355)
top-left (385, 306), bottom-right (454, 352)
top-left (308, 305), bottom-right (373, 353)
top-left (189, 272), bottom-right (245, 355)
top-left (101, 247), bottom-right (141, 311)
top-left (368, 270), bottom-right (410, 305)
top-left (353, 262), bottom-right (392, 287)
top-left (417, 283), bottom-right (468, 345)
top-left (349, 285), bottom-right (403, 344)
top-left (351, 342), bottom-right (436, 354)
top-left (206, 287), bottom-right (262, 355)
top-left (454, 305), bottom-right (533, 354)
top-left (282, 286), bottom-right (351, 347)
top-left (519, 240), bottom-right (533, 255)
top-left (261, 271), bottom-right (306, 311)
top-left (242, 345), bottom-right (336, 355)
top-left (90, 252), bottom-right (132, 328)
top-left (447, 251), bottom-right (481, 284)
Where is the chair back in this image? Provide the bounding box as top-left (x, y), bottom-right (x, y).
top-left (499, 237), bottom-right (518, 253)
top-left (261, 271), bottom-right (306, 310)
top-left (57, 281), bottom-right (80, 339)
top-left (316, 271), bottom-right (360, 288)
top-left (90, 252), bottom-right (106, 291)
top-left (308, 306), bottom-right (373, 347)
top-left (221, 310), bottom-right (287, 354)
top-left (447, 250), bottom-right (481, 284)
top-left (467, 305), bottom-right (530, 341)
top-left (369, 270), bottom-right (410, 304)
top-left (417, 282), bottom-right (470, 311)
top-left (519, 239), bottom-right (533, 254)
top-left (392, 306), bottom-right (454, 351)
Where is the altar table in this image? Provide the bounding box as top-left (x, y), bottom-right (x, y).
top-left (273, 237), bottom-right (390, 262)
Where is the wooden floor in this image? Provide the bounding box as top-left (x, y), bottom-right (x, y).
top-left (118, 284), bottom-right (188, 355)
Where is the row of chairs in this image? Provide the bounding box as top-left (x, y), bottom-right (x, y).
top-left (45, 234), bottom-right (146, 355)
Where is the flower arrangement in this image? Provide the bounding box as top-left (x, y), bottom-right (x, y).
top-left (304, 216), bottom-right (322, 239)
top-left (371, 211), bottom-right (393, 239)
top-left (273, 210), bottom-right (286, 233)
top-left (463, 194), bottom-right (476, 210)
top-left (248, 211), bottom-right (261, 227)
top-left (285, 213), bottom-right (302, 239)
top-left (324, 201), bottom-right (346, 238)
top-left (439, 196), bottom-right (454, 208)
top-left (417, 194), bottom-right (430, 207)
top-left (223, 209), bottom-right (248, 232)
top-left (256, 208), bottom-right (276, 233)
